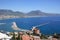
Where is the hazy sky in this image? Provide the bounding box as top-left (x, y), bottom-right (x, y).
top-left (0, 0), bottom-right (60, 13)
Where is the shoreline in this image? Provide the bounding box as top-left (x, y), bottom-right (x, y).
top-left (0, 15), bottom-right (48, 20)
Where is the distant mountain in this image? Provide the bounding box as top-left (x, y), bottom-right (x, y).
top-left (27, 10), bottom-right (45, 16)
top-left (0, 9), bottom-right (60, 17)
top-left (0, 9), bottom-right (25, 16)
top-left (26, 10), bottom-right (60, 16)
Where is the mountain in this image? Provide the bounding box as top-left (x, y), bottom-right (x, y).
top-left (27, 10), bottom-right (46, 16)
top-left (26, 10), bottom-right (60, 16)
top-left (0, 9), bottom-right (60, 18)
top-left (0, 9), bottom-right (24, 16)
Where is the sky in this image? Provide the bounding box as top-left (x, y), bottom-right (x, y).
top-left (0, 0), bottom-right (60, 13)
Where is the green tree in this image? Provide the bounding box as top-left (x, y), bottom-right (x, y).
top-left (17, 32), bottom-right (21, 40)
top-left (12, 32), bottom-right (16, 40)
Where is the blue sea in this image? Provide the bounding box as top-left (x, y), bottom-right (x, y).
top-left (0, 16), bottom-right (60, 35)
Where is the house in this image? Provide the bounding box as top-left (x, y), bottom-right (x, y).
top-left (0, 32), bottom-right (12, 40)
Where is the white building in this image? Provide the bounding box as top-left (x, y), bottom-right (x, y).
top-left (0, 32), bottom-right (12, 40)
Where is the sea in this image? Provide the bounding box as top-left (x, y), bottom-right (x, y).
top-left (0, 16), bottom-right (60, 35)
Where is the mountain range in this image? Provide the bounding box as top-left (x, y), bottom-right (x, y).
top-left (0, 9), bottom-right (60, 18)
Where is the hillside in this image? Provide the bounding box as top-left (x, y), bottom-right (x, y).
top-left (0, 9), bottom-right (60, 19)
top-left (27, 10), bottom-right (60, 16)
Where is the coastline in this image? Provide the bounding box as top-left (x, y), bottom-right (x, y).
top-left (0, 15), bottom-right (48, 20)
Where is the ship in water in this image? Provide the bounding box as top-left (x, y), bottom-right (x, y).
top-left (0, 22), bottom-right (30, 32)
top-left (11, 22), bottom-right (30, 32)
top-left (11, 22), bottom-right (49, 32)
top-left (0, 18), bottom-right (60, 35)
top-left (12, 22), bottom-right (20, 30)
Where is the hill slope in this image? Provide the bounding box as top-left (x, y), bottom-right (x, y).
top-left (0, 9), bottom-right (60, 19)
